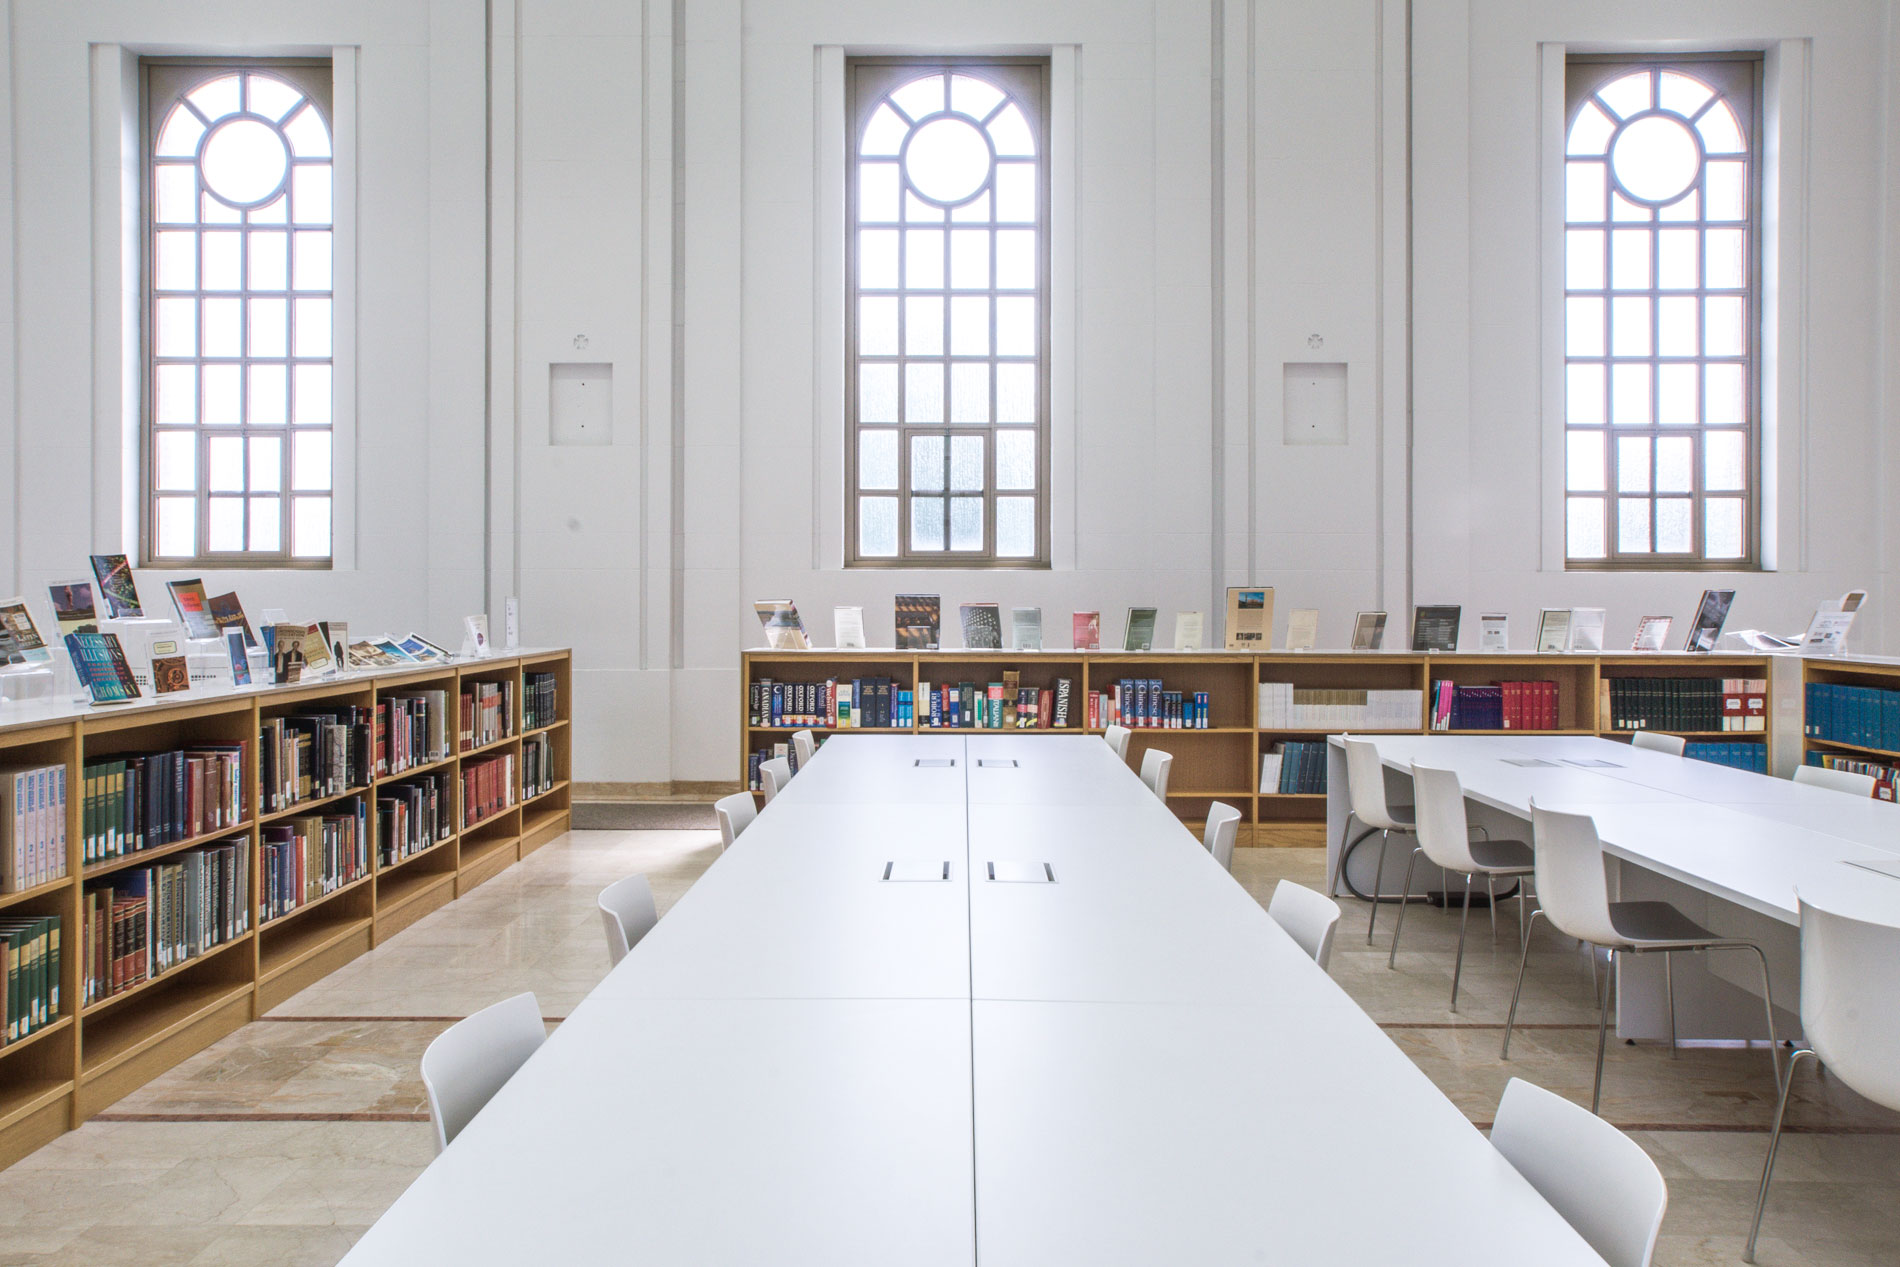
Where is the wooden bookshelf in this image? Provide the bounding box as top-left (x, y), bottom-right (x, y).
top-left (1799, 656), bottom-right (1900, 791)
top-left (0, 648), bottom-right (571, 1169)
top-left (741, 648), bottom-right (1775, 845)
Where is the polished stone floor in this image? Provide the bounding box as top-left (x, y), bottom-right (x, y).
top-left (0, 829), bottom-right (1892, 1266)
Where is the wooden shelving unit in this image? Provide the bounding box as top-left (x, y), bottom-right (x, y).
top-left (1799, 656), bottom-right (1900, 790)
top-left (742, 648), bottom-right (1775, 845)
top-left (0, 648), bottom-right (571, 1169)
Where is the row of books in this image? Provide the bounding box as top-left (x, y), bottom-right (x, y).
top-left (378, 772), bottom-right (454, 867)
top-left (1429, 681), bottom-right (1561, 731)
top-left (1685, 742), bottom-right (1769, 774)
top-left (523, 671), bottom-right (560, 730)
top-left (2, 764), bottom-right (67, 893)
top-left (0, 916), bottom-right (59, 1043)
top-left (1091, 681), bottom-right (1210, 729)
top-left (261, 710), bottom-right (373, 812)
top-left (1806, 753), bottom-right (1897, 802)
top-left (262, 804), bottom-right (369, 922)
top-left (463, 753), bottom-right (518, 829)
top-left (1804, 683), bottom-right (1900, 753)
top-left (522, 733), bottom-right (558, 800)
top-left (1255, 685), bottom-right (1423, 731)
top-left (1260, 741), bottom-right (1328, 794)
top-left (922, 680), bottom-right (1069, 729)
top-left (385, 692), bottom-right (453, 773)
top-left (1602, 678), bottom-right (1767, 734)
top-left (81, 746), bottom-right (247, 865)
top-left (461, 680), bottom-right (516, 751)
top-left (749, 677), bottom-right (908, 729)
top-left (82, 839), bottom-right (247, 1004)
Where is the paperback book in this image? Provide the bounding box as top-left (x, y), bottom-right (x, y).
top-left (0, 599), bottom-right (50, 664)
top-left (1225, 588), bottom-right (1273, 650)
top-left (1173, 611), bottom-right (1204, 651)
top-left (462, 614), bottom-right (491, 658)
top-left (1411, 605), bottom-right (1461, 653)
top-left (1071, 611), bottom-right (1101, 651)
top-left (48, 581), bottom-right (98, 638)
top-left (1285, 609), bottom-right (1319, 652)
top-left (89, 554), bottom-right (142, 619)
top-left (152, 654), bottom-right (191, 695)
top-left (64, 632), bottom-right (140, 704)
top-left (1536, 609), bottom-right (1571, 653)
top-left (207, 592), bottom-right (257, 647)
top-left (319, 621), bottom-right (350, 671)
top-left (833, 606), bottom-right (866, 649)
top-left (165, 579), bottom-right (218, 641)
top-left (397, 633), bottom-right (451, 662)
top-left (1479, 613), bottom-right (1509, 652)
top-left (225, 630), bottom-right (252, 685)
top-left (1351, 612), bottom-right (1387, 651)
top-left (1122, 607), bottom-right (1158, 652)
top-left (1683, 589), bottom-right (1735, 653)
top-left (894, 594), bottom-right (941, 650)
top-left (1567, 607), bottom-right (1607, 652)
top-left (959, 603), bottom-right (1003, 650)
top-left (270, 623), bottom-right (315, 684)
top-left (1010, 607), bottom-right (1042, 651)
top-left (754, 600), bottom-right (810, 650)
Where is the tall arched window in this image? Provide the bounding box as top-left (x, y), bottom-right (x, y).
top-left (145, 61), bottom-right (334, 565)
top-left (1563, 57), bottom-right (1759, 568)
top-left (847, 60), bottom-right (1049, 565)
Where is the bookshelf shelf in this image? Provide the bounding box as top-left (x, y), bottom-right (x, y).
top-left (522, 720), bottom-right (570, 738)
top-left (379, 835), bottom-right (457, 874)
top-left (1803, 734), bottom-right (1900, 761)
top-left (0, 648), bottom-right (572, 1166)
top-left (1164, 788), bottom-right (1253, 799)
top-left (461, 733), bottom-right (519, 758)
top-left (520, 779), bottom-right (570, 810)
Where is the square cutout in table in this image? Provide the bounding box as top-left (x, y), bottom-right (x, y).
top-left (882, 860), bottom-right (952, 882)
top-left (987, 861), bottom-right (1056, 883)
top-left (1501, 758), bottom-right (1559, 768)
top-left (978, 759), bottom-right (1018, 768)
top-left (914, 758), bottom-right (957, 768)
top-left (1563, 759), bottom-right (1623, 768)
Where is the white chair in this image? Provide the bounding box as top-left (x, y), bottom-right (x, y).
top-left (713, 790), bottom-right (757, 849)
top-left (1139, 748), bottom-right (1172, 801)
top-left (1629, 731), bottom-right (1686, 757)
top-left (760, 756), bottom-right (791, 802)
top-left (1792, 763), bottom-right (1877, 797)
top-left (1492, 1078), bottom-right (1667, 1267)
top-left (1337, 735), bottom-right (1417, 944)
top-left (597, 873), bottom-right (659, 967)
top-left (791, 728), bottom-right (817, 769)
top-left (1746, 897), bottom-right (1900, 1261)
top-left (1503, 804), bottom-right (1781, 1113)
top-left (420, 992), bottom-right (546, 1154)
top-left (1387, 763), bottom-right (1536, 1010)
top-left (1103, 723), bottom-right (1133, 763)
top-left (1267, 880), bottom-right (1341, 971)
top-left (1203, 801), bottom-right (1242, 872)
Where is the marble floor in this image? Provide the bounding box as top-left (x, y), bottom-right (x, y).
top-left (0, 829), bottom-right (1892, 1266)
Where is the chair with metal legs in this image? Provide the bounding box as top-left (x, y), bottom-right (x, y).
top-left (1745, 895), bottom-right (1900, 1261)
top-left (1502, 803), bottom-right (1782, 1114)
top-left (1386, 763), bottom-right (1535, 1010)
top-left (1103, 724), bottom-right (1133, 764)
top-left (1336, 736), bottom-right (1417, 943)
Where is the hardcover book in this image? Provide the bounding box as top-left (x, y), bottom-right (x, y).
top-left (165, 579), bottom-right (218, 641)
top-left (1225, 588), bottom-right (1273, 650)
top-left (89, 554), bottom-right (143, 619)
top-left (64, 631), bottom-right (140, 704)
top-left (959, 603), bottom-right (1003, 650)
top-left (1071, 611), bottom-right (1101, 651)
top-left (1683, 590), bottom-right (1735, 653)
top-left (1010, 607), bottom-right (1042, 651)
top-left (1411, 605), bottom-right (1462, 653)
top-left (1122, 607), bottom-right (1158, 652)
top-left (1285, 609), bottom-right (1319, 652)
top-left (754, 600), bottom-right (810, 650)
top-left (0, 598), bottom-right (50, 663)
top-left (1351, 611), bottom-right (1387, 651)
top-left (206, 592), bottom-right (258, 647)
top-left (49, 580), bottom-right (98, 638)
top-left (1536, 609), bottom-right (1571, 653)
top-left (894, 594), bottom-right (941, 650)
top-left (152, 654), bottom-right (191, 695)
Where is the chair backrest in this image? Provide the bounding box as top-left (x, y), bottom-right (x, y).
top-left (760, 757), bottom-right (791, 802)
top-left (597, 873), bottom-right (659, 967)
top-left (1267, 880), bottom-right (1341, 971)
top-left (1793, 764), bottom-right (1878, 798)
top-left (1410, 763), bottom-right (1480, 872)
top-left (1491, 1078), bottom-right (1667, 1267)
top-left (1629, 731), bottom-right (1686, 757)
top-left (1203, 802), bottom-right (1242, 871)
top-left (713, 791), bottom-right (757, 849)
top-left (791, 729), bottom-right (817, 768)
top-left (1528, 803), bottom-right (1621, 947)
top-left (1797, 895), bottom-right (1900, 1112)
top-left (1104, 724), bottom-right (1133, 763)
top-left (1342, 736), bottom-right (1402, 830)
top-left (1139, 748), bottom-right (1172, 800)
top-left (420, 992), bottom-right (546, 1154)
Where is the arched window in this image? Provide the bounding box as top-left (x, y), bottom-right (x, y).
top-left (848, 60), bottom-right (1049, 565)
top-left (145, 62), bottom-right (334, 564)
top-left (1563, 57), bottom-right (1759, 567)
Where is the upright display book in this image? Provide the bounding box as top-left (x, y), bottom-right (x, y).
top-left (1535, 609), bottom-right (1571, 653)
top-left (1010, 607), bottom-right (1042, 651)
top-left (206, 592), bottom-right (257, 647)
top-left (48, 580), bottom-right (98, 637)
top-left (754, 600), bottom-right (810, 650)
top-left (959, 603), bottom-right (1003, 650)
top-left (165, 579), bottom-right (218, 640)
top-left (1122, 607), bottom-right (1158, 652)
top-left (1631, 616), bottom-right (1673, 651)
top-left (1683, 589), bottom-right (1735, 653)
top-left (833, 606), bottom-right (866, 649)
top-left (1802, 591), bottom-right (1865, 654)
top-left (348, 639), bottom-right (400, 669)
top-left (0, 599), bottom-right (50, 663)
top-left (270, 623), bottom-right (314, 684)
top-left (462, 614), bottom-right (491, 658)
top-left (89, 554), bottom-right (143, 619)
top-left (225, 630), bottom-right (252, 685)
top-left (1071, 611), bottom-right (1101, 651)
top-left (894, 594), bottom-right (941, 650)
top-left (1351, 611), bottom-right (1387, 651)
top-left (1285, 609), bottom-right (1319, 652)
top-left (398, 633), bottom-right (451, 662)
top-left (320, 621), bottom-right (350, 670)
top-left (1410, 605), bottom-right (1462, 653)
top-left (64, 631), bottom-right (140, 704)
top-left (1173, 611), bottom-right (1204, 651)
top-left (152, 655), bottom-right (191, 694)
top-left (1567, 607), bottom-right (1606, 652)
top-left (1224, 588), bottom-right (1273, 650)
top-left (1479, 613), bottom-right (1509, 653)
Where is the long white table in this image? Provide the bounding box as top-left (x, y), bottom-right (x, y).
top-left (343, 734), bottom-right (1605, 1266)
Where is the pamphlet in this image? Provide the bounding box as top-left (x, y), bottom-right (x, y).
top-left (1479, 613), bottom-right (1509, 653)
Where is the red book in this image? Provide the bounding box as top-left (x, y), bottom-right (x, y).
top-left (1037, 688), bottom-right (1055, 729)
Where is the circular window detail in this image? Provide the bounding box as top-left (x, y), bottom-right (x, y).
top-left (200, 117), bottom-right (290, 208)
top-left (903, 115), bottom-right (993, 206)
top-left (1610, 113), bottom-right (1702, 206)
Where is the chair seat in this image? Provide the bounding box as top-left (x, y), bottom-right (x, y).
top-left (1467, 837), bottom-right (1533, 872)
top-left (1608, 900), bottom-right (1719, 948)
top-left (1364, 803), bottom-right (1415, 831)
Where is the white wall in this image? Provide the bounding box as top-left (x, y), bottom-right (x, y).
top-left (1, 0), bottom-right (1895, 785)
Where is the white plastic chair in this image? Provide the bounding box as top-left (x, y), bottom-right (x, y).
top-left (1746, 896), bottom-right (1900, 1261)
top-left (791, 728), bottom-right (817, 769)
top-left (420, 992), bottom-right (546, 1154)
top-left (1492, 1078), bottom-right (1667, 1267)
top-left (1139, 748), bottom-right (1172, 801)
top-left (1629, 731), bottom-right (1685, 757)
top-left (713, 791), bottom-right (757, 849)
top-left (1792, 764), bottom-right (1877, 797)
top-left (1103, 724), bottom-right (1133, 763)
top-left (760, 757), bottom-right (791, 802)
top-left (597, 873), bottom-right (659, 967)
top-left (1267, 880), bottom-right (1341, 971)
top-left (1337, 735), bottom-right (1418, 943)
top-left (1388, 763), bottom-right (1536, 1010)
top-left (1203, 801), bottom-right (1242, 872)
top-left (1503, 803), bottom-right (1781, 1113)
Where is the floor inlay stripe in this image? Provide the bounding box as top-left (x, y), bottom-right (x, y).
top-left (259, 1015), bottom-right (568, 1024)
top-left (91, 1111), bottom-right (431, 1123)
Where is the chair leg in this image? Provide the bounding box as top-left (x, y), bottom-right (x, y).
top-left (1592, 946), bottom-right (1616, 1115)
top-left (1328, 815), bottom-right (1356, 897)
top-left (1366, 830), bottom-right (1392, 944)
top-left (1741, 943), bottom-right (1784, 1088)
top-left (1450, 873), bottom-right (1473, 1012)
top-left (1486, 874), bottom-right (1497, 942)
top-left (1386, 847), bottom-right (1422, 969)
top-left (1501, 909), bottom-right (1545, 1060)
top-left (1745, 1047), bottom-right (1816, 1263)
top-left (1665, 951), bottom-right (1677, 1058)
